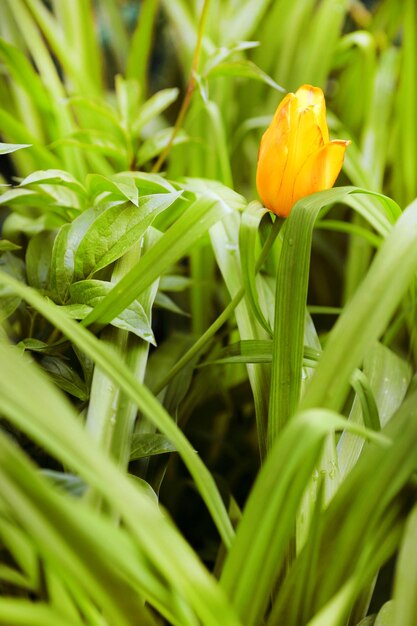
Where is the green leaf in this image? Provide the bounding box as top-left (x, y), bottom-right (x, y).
top-left (207, 60), bottom-right (284, 91)
top-left (0, 142), bottom-right (32, 155)
top-left (133, 88), bottom-right (180, 135)
top-left (220, 409), bottom-right (386, 626)
top-left (19, 169), bottom-right (86, 194)
top-left (159, 275), bottom-right (191, 291)
top-left (0, 253), bottom-right (25, 320)
top-left (73, 192), bottom-right (181, 279)
top-left (115, 75), bottom-right (141, 131)
top-left (0, 240), bottom-right (21, 252)
top-left (392, 505), bottom-right (417, 626)
top-left (130, 433), bottom-right (177, 460)
top-left (50, 192), bottom-right (181, 301)
top-left (0, 188), bottom-right (51, 208)
top-left (0, 278), bottom-right (235, 552)
top-left (201, 340), bottom-right (320, 367)
top-left (53, 131), bottom-right (128, 164)
top-left (18, 339), bottom-right (50, 353)
top-left (375, 603), bottom-right (395, 626)
top-left (268, 191), bottom-right (327, 446)
top-left (41, 470), bottom-right (86, 497)
top-left (49, 223), bottom-right (72, 302)
top-left (239, 202), bottom-right (272, 335)
top-left (204, 41), bottom-right (260, 74)
top-left (68, 280), bottom-right (155, 344)
top-left (154, 291), bottom-right (189, 316)
top-left (300, 196), bottom-right (417, 415)
top-left (82, 194), bottom-right (234, 326)
top-left (0, 599), bottom-right (81, 626)
top-left (127, 171), bottom-right (178, 194)
top-left (41, 355), bottom-right (89, 401)
top-left (25, 231), bottom-right (55, 290)
top-left (182, 177), bottom-right (246, 212)
top-left (87, 173), bottom-right (139, 206)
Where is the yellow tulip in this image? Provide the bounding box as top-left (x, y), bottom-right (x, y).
top-left (256, 84), bottom-right (350, 217)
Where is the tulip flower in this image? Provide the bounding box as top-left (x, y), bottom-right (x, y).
top-left (256, 84), bottom-right (350, 217)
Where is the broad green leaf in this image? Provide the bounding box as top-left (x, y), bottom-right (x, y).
top-left (207, 60), bottom-right (284, 91)
top-left (0, 240), bottom-right (21, 252)
top-left (18, 339), bottom-right (51, 353)
top-left (0, 142), bottom-right (32, 155)
top-left (154, 291), bottom-right (189, 316)
top-left (133, 88), bottom-right (180, 135)
top-left (130, 433), bottom-right (177, 461)
top-left (73, 192), bottom-right (181, 279)
top-left (50, 192), bottom-right (181, 301)
top-left (41, 470), bottom-right (86, 497)
top-left (128, 171), bottom-right (178, 194)
top-left (53, 131), bottom-right (128, 164)
top-left (81, 194), bottom-right (233, 326)
top-left (87, 173), bottom-right (139, 206)
top-left (115, 75), bottom-right (141, 131)
top-left (49, 223), bottom-right (73, 302)
top-left (25, 231), bottom-right (55, 290)
top-left (68, 279), bottom-right (155, 344)
top-left (375, 603), bottom-right (395, 626)
top-left (203, 41), bottom-right (260, 74)
top-left (0, 188), bottom-right (52, 208)
top-left (19, 169), bottom-right (85, 194)
top-left (40, 355), bottom-right (89, 401)
top-left (182, 178), bottom-right (246, 212)
top-left (67, 95), bottom-right (121, 130)
top-left (0, 253), bottom-right (25, 320)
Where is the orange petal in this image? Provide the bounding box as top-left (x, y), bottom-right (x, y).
top-left (295, 84), bottom-right (329, 143)
top-left (293, 139), bottom-right (350, 204)
top-left (256, 94), bottom-right (293, 212)
top-left (276, 100), bottom-right (324, 216)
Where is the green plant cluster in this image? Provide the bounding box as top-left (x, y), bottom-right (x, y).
top-left (1, 1), bottom-right (417, 625)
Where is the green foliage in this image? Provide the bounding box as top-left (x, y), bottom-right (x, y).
top-left (1, 1), bottom-right (417, 625)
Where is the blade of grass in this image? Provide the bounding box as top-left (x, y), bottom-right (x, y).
top-left (300, 197), bottom-right (417, 414)
top-left (219, 409), bottom-right (386, 626)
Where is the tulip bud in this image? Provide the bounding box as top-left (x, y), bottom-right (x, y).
top-left (256, 84), bottom-right (350, 217)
